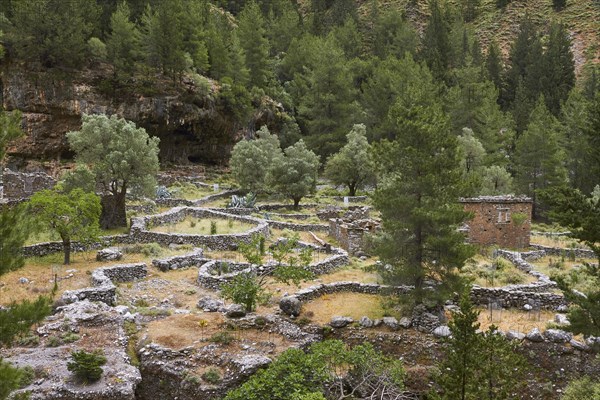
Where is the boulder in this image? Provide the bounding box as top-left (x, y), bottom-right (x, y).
top-left (544, 329), bottom-right (573, 343)
top-left (225, 304), bottom-right (246, 318)
top-left (96, 248), bottom-right (123, 262)
top-left (197, 296), bottom-right (225, 312)
top-left (525, 328), bottom-right (544, 342)
top-left (279, 296), bottom-right (301, 317)
top-left (506, 330), bottom-right (526, 341)
top-left (526, 328), bottom-right (545, 342)
top-left (232, 355), bottom-right (272, 376)
top-left (433, 325), bottom-right (451, 338)
top-left (18, 277), bottom-right (29, 284)
top-left (570, 339), bottom-right (589, 352)
top-left (359, 316), bottom-right (374, 328)
top-left (554, 314), bottom-right (570, 326)
top-left (398, 317), bottom-right (412, 329)
top-left (382, 317), bottom-right (399, 330)
top-left (330, 316), bottom-right (353, 328)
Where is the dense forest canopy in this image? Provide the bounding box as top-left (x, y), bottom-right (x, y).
top-left (0, 0), bottom-right (598, 215)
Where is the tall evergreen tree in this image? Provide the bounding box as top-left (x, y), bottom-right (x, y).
top-left (372, 90), bottom-right (474, 305)
top-left (541, 23), bottom-right (575, 116)
top-left (238, 1), bottom-right (271, 89)
top-left (369, 8), bottom-right (418, 60)
top-left (485, 40), bottom-right (503, 91)
top-left (514, 97), bottom-right (567, 219)
top-left (106, 2), bottom-right (141, 81)
top-left (420, 0), bottom-right (451, 82)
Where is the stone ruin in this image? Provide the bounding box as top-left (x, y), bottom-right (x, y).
top-left (0, 168), bottom-right (56, 200)
top-left (328, 206), bottom-right (380, 256)
top-left (460, 195), bottom-right (533, 249)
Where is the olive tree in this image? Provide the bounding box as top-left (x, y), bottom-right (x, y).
top-left (268, 140), bottom-right (320, 209)
top-left (229, 126), bottom-right (283, 193)
top-left (29, 188), bottom-right (101, 265)
top-left (67, 114), bottom-right (160, 228)
top-left (324, 124), bottom-right (375, 196)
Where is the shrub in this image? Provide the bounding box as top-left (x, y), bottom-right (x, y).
top-left (67, 350), bottom-right (107, 383)
top-left (46, 335), bottom-right (61, 347)
top-left (210, 221), bottom-right (217, 235)
top-left (201, 367), bottom-right (221, 384)
top-left (209, 331), bottom-right (234, 345)
top-left (62, 332), bottom-right (80, 343)
top-left (17, 335), bottom-right (39, 347)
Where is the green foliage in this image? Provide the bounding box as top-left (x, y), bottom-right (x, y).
top-left (221, 273), bottom-right (264, 312)
top-left (372, 82), bottom-right (475, 305)
top-left (29, 188), bottom-right (101, 265)
top-left (419, 0), bottom-right (451, 82)
top-left (562, 377), bottom-right (600, 400)
top-left (8, 0), bottom-right (100, 68)
top-left (238, 1), bottom-right (271, 89)
top-left (67, 114), bottom-right (160, 229)
top-left (225, 340), bottom-right (405, 400)
top-left (480, 165), bottom-right (513, 196)
top-left (59, 165), bottom-right (96, 194)
top-left (238, 234), bottom-right (267, 265)
top-left (541, 186), bottom-right (600, 336)
top-left (0, 204), bottom-right (30, 276)
top-left (209, 331), bottom-right (234, 345)
top-left (514, 98), bottom-right (567, 219)
top-left (0, 110), bottom-right (23, 162)
top-left (0, 358), bottom-right (23, 400)
top-left (67, 350), bottom-right (107, 383)
top-left (230, 126), bottom-right (283, 193)
top-left (267, 140), bottom-right (320, 208)
top-left (433, 295), bottom-right (526, 399)
top-left (87, 37), bottom-right (107, 61)
top-left (324, 124), bottom-right (375, 196)
top-left (106, 2), bottom-right (142, 81)
top-left (201, 367), bottom-right (221, 384)
top-left (0, 297), bottom-right (51, 347)
top-left (210, 221), bottom-right (217, 235)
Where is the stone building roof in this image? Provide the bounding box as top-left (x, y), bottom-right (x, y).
top-left (459, 195), bottom-right (533, 204)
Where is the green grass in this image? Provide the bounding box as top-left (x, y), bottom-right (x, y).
top-left (149, 216), bottom-right (255, 235)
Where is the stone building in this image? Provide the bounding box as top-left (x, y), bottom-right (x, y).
top-left (460, 195), bottom-right (533, 249)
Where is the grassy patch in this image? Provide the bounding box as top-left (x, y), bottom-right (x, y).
top-left (149, 216), bottom-right (255, 235)
top-left (300, 293), bottom-right (389, 324)
top-left (476, 307), bottom-right (555, 334)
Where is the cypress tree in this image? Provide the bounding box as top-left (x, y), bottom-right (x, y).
top-left (238, 1), bottom-right (271, 89)
top-left (106, 2), bottom-right (142, 81)
top-left (420, 0), bottom-right (451, 82)
top-left (485, 40), bottom-right (503, 91)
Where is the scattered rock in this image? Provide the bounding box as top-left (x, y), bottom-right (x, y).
top-left (526, 328), bottom-right (545, 342)
top-left (359, 316), bottom-right (373, 328)
top-left (506, 330), bottom-right (526, 341)
top-left (330, 316), bottom-right (353, 328)
top-left (570, 339), bottom-right (589, 352)
top-left (19, 277), bottom-right (29, 284)
top-left (433, 325), bottom-right (451, 338)
top-left (544, 329), bottom-right (573, 343)
top-left (279, 296), bottom-right (301, 317)
top-left (96, 248), bottom-right (123, 262)
top-left (197, 296), bottom-right (225, 312)
top-left (398, 317), bottom-right (412, 329)
top-left (554, 314), bottom-right (570, 326)
top-left (382, 317), bottom-right (399, 330)
top-left (523, 304), bottom-right (533, 311)
top-left (115, 305), bottom-right (130, 315)
top-left (225, 304), bottom-right (246, 318)
top-left (556, 304), bottom-right (569, 312)
top-left (232, 355), bottom-right (272, 376)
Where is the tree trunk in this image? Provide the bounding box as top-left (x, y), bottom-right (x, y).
top-left (63, 239), bottom-right (71, 265)
top-left (293, 197), bottom-right (301, 210)
top-left (100, 192), bottom-right (127, 229)
top-left (348, 182), bottom-right (357, 197)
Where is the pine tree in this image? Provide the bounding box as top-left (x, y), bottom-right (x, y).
top-left (266, 0), bottom-right (301, 56)
top-left (106, 2), bottom-right (142, 81)
top-left (514, 97), bottom-right (567, 219)
top-left (420, 0), bottom-right (451, 82)
top-left (541, 23), bottom-right (575, 116)
top-left (238, 1), bottom-right (271, 89)
top-left (372, 89), bottom-right (474, 305)
top-left (485, 41), bottom-right (503, 91)
top-left (369, 8), bottom-right (418, 59)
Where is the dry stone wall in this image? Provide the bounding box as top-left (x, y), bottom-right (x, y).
top-left (1, 169), bottom-right (56, 199)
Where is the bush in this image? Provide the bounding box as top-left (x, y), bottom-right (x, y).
top-left (46, 335), bottom-right (61, 347)
top-left (210, 221), bottom-right (217, 235)
top-left (62, 332), bottom-right (80, 343)
top-left (201, 367), bottom-right (221, 384)
top-left (209, 331), bottom-right (234, 345)
top-left (67, 350), bottom-right (107, 383)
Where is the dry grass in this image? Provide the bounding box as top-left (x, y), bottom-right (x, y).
top-left (300, 293), bottom-right (389, 325)
top-left (529, 235), bottom-right (588, 249)
top-left (476, 307), bottom-right (556, 334)
top-left (149, 216), bottom-right (255, 235)
top-left (145, 313), bottom-right (290, 352)
top-left (0, 246), bottom-right (192, 305)
top-left (461, 254), bottom-right (537, 287)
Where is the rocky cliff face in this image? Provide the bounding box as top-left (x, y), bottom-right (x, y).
top-left (1, 63), bottom-right (283, 169)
